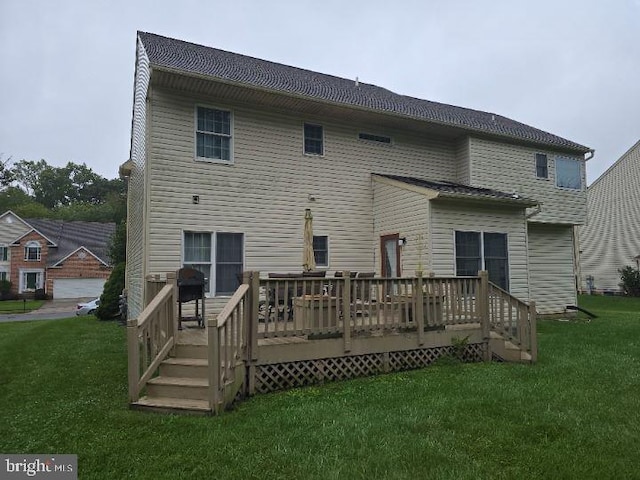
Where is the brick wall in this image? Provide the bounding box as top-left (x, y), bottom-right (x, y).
top-left (9, 231), bottom-right (49, 294)
top-left (46, 249), bottom-right (112, 293)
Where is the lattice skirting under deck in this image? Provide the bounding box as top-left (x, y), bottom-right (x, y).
top-left (254, 342), bottom-right (486, 394)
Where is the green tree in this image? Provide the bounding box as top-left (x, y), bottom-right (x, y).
top-left (96, 263), bottom-right (125, 320)
top-left (108, 222), bottom-right (127, 265)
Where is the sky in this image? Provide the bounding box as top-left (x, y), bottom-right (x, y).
top-left (1, 0), bottom-right (639, 184)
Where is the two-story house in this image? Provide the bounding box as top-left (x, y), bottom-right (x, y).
top-left (123, 32), bottom-right (592, 319)
top-left (579, 139), bottom-right (640, 292)
top-left (0, 211), bottom-right (115, 298)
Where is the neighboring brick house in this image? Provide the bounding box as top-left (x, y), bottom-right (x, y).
top-left (0, 211), bottom-right (115, 298)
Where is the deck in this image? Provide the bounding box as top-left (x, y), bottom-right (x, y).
top-left (128, 271), bottom-right (537, 414)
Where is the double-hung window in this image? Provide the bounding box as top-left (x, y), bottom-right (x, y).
top-left (535, 153), bottom-right (548, 179)
top-left (183, 232), bottom-right (244, 296)
top-left (0, 246), bottom-right (7, 261)
top-left (196, 106), bottom-right (232, 162)
top-left (455, 231), bottom-right (509, 291)
top-left (24, 241), bottom-right (41, 261)
top-left (0, 271), bottom-right (7, 281)
top-left (304, 123), bottom-right (324, 155)
top-left (556, 157), bottom-right (582, 190)
top-left (313, 235), bottom-right (329, 267)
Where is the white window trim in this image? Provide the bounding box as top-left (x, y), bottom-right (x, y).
top-left (194, 105), bottom-right (234, 165)
top-left (24, 241), bottom-right (41, 261)
top-left (313, 234), bottom-right (330, 269)
top-left (303, 122), bottom-right (325, 157)
top-left (0, 244), bottom-right (8, 262)
top-left (182, 230), bottom-right (245, 298)
top-left (534, 153), bottom-right (550, 180)
top-left (453, 230), bottom-right (510, 290)
top-left (0, 268), bottom-right (8, 281)
top-left (18, 268), bottom-right (44, 292)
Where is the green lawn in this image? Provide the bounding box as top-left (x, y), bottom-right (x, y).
top-left (1, 296), bottom-right (639, 479)
top-left (0, 299), bottom-right (44, 313)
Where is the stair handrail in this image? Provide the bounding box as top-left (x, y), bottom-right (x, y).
top-left (487, 281), bottom-right (537, 359)
top-left (208, 281), bottom-right (250, 414)
top-left (127, 272), bottom-right (178, 402)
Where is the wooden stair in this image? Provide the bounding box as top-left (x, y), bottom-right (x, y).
top-left (489, 331), bottom-right (532, 363)
top-left (130, 343), bottom-right (213, 415)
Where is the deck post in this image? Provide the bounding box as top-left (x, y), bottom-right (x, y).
top-left (528, 301), bottom-right (537, 363)
top-left (127, 317), bottom-right (139, 402)
top-left (415, 270), bottom-right (424, 346)
top-left (478, 270), bottom-right (491, 361)
top-left (246, 271), bottom-right (260, 395)
top-left (207, 317), bottom-right (220, 413)
top-left (342, 271), bottom-right (351, 352)
top-left (166, 271), bottom-right (178, 353)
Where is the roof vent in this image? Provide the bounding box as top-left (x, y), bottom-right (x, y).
top-left (355, 77), bottom-right (359, 87)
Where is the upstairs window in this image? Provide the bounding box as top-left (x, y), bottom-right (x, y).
top-left (0, 246), bottom-right (7, 261)
top-left (196, 106), bottom-right (232, 162)
top-left (359, 132), bottom-right (392, 144)
top-left (313, 235), bottom-right (329, 267)
top-left (24, 241), bottom-right (41, 261)
top-left (556, 157), bottom-right (582, 190)
top-left (535, 153), bottom-right (548, 179)
top-left (304, 123), bottom-right (324, 155)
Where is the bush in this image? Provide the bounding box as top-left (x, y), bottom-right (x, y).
top-left (0, 279), bottom-right (13, 300)
top-left (34, 288), bottom-right (48, 300)
top-left (619, 266), bottom-right (640, 296)
top-left (96, 263), bottom-right (125, 320)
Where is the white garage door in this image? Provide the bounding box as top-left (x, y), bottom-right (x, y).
top-left (53, 278), bottom-right (106, 299)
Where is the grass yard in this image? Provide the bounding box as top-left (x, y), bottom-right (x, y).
top-left (0, 299), bottom-right (44, 313)
top-left (1, 296), bottom-right (639, 479)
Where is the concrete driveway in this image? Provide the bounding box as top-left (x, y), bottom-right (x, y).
top-left (0, 298), bottom-right (95, 323)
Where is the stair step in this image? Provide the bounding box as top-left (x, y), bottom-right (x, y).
top-left (131, 396), bottom-right (211, 415)
top-left (146, 376), bottom-right (209, 401)
top-left (160, 358), bottom-right (208, 378)
top-left (174, 344), bottom-right (208, 359)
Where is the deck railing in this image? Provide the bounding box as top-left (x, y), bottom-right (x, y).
top-left (208, 276), bottom-right (251, 414)
top-left (255, 273), bottom-right (485, 340)
top-left (127, 273), bottom-right (178, 402)
top-left (488, 283), bottom-right (537, 360)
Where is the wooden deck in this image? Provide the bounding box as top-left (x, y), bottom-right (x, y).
top-left (128, 271), bottom-right (537, 415)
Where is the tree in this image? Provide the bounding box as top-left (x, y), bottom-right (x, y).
top-left (0, 154), bottom-right (14, 188)
top-left (108, 222), bottom-right (127, 265)
top-left (96, 263), bottom-right (125, 320)
top-left (619, 266), bottom-right (640, 296)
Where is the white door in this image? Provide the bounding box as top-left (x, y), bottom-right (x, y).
top-left (53, 278), bottom-right (106, 299)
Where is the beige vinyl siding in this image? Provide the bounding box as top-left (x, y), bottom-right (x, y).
top-left (372, 180), bottom-right (430, 275)
top-left (0, 213), bottom-right (30, 245)
top-left (455, 137), bottom-right (470, 184)
top-left (126, 38), bottom-right (151, 319)
top-left (469, 137), bottom-right (586, 224)
top-left (528, 223), bottom-right (576, 314)
top-left (145, 88), bottom-right (458, 314)
top-left (430, 202), bottom-right (530, 301)
top-left (579, 140), bottom-right (640, 291)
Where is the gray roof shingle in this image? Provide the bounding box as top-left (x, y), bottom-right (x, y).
top-left (138, 31), bottom-right (591, 154)
top-left (24, 219), bottom-right (116, 266)
top-left (375, 174), bottom-right (538, 205)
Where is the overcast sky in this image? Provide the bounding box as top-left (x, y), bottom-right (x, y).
top-left (1, 0), bottom-right (638, 183)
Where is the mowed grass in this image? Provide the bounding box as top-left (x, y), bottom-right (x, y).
top-left (0, 299), bottom-right (44, 313)
top-left (1, 296), bottom-right (639, 479)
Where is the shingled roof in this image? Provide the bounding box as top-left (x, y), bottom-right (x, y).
top-left (24, 219), bottom-right (116, 266)
top-left (138, 31), bottom-right (591, 154)
top-left (374, 174), bottom-right (538, 206)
